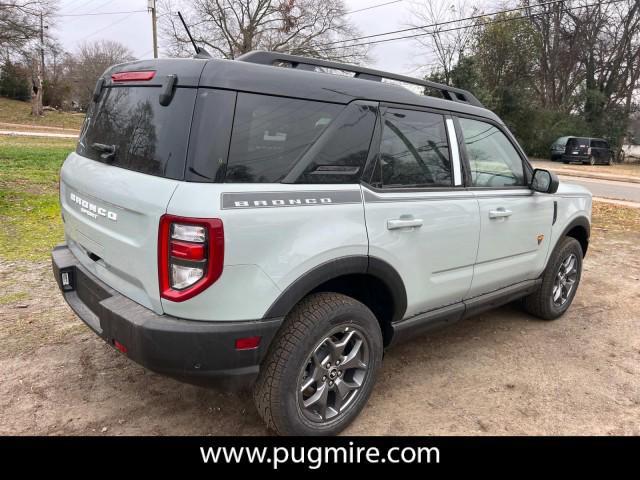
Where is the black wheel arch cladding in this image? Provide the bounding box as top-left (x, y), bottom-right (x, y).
top-left (263, 255), bottom-right (407, 324)
top-left (559, 216), bottom-right (590, 257)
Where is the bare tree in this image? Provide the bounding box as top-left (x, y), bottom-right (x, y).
top-left (1, 1), bottom-right (57, 115)
top-left (68, 40), bottom-right (135, 109)
top-left (408, 0), bottom-right (479, 84)
top-left (158, 0), bottom-right (367, 63)
top-left (0, 1), bottom-right (42, 55)
top-left (577, 1), bottom-right (640, 113)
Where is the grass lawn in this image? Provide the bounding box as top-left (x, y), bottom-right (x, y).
top-left (0, 136), bottom-right (75, 261)
top-left (0, 97), bottom-right (84, 131)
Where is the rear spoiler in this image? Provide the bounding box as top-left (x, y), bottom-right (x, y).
top-left (91, 58), bottom-right (207, 105)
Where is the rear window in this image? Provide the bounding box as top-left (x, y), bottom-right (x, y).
top-left (225, 93), bottom-right (343, 183)
top-left (77, 86), bottom-right (196, 179)
top-left (566, 137), bottom-right (589, 150)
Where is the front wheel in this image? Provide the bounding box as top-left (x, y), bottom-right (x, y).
top-left (524, 237), bottom-right (583, 320)
top-left (589, 155), bottom-right (596, 166)
top-left (254, 293), bottom-right (383, 436)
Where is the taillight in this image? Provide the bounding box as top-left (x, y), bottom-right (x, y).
top-left (111, 71), bottom-right (156, 82)
top-left (158, 215), bottom-right (224, 302)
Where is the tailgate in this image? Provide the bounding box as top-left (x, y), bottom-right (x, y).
top-left (58, 58), bottom-right (205, 314)
top-left (60, 154), bottom-right (179, 314)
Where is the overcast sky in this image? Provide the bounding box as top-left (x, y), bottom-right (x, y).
top-left (50, 0), bottom-right (491, 76)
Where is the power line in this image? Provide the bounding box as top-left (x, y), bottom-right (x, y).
top-left (62, 0), bottom-right (118, 26)
top-left (346, 0), bottom-right (403, 15)
top-left (52, 10), bottom-right (147, 17)
top-left (317, 0), bottom-right (581, 48)
top-left (77, 11), bottom-right (137, 42)
top-left (58, 0), bottom-right (98, 13)
top-left (315, 0), bottom-right (627, 52)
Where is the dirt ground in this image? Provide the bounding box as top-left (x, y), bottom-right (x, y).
top-left (1, 204), bottom-right (639, 436)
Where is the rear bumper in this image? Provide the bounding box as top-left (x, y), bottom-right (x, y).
top-left (562, 154), bottom-right (589, 162)
top-left (51, 244), bottom-right (283, 387)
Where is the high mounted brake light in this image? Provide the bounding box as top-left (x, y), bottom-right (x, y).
top-left (159, 215), bottom-right (224, 302)
top-left (111, 71), bottom-right (156, 82)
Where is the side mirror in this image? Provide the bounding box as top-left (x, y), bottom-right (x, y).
top-left (531, 168), bottom-right (559, 194)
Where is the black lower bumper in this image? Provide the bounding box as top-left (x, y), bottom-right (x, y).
top-left (562, 154), bottom-right (589, 163)
top-left (52, 244), bottom-right (283, 387)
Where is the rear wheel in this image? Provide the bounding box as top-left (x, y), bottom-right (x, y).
top-left (524, 237), bottom-right (583, 320)
top-left (253, 292), bottom-right (383, 436)
top-left (589, 155), bottom-right (596, 165)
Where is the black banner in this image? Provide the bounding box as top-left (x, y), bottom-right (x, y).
top-left (0, 436), bottom-right (637, 473)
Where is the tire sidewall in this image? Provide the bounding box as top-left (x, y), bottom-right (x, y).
top-left (277, 299), bottom-right (383, 435)
top-left (543, 239), bottom-right (583, 317)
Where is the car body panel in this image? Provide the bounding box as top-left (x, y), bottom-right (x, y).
top-left (362, 186), bottom-right (480, 317)
top-left (467, 189), bottom-right (555, 297)
top-left (60, 152), bottom-right (179, 314)
top-left (163, 182), bottom-right (368, 320)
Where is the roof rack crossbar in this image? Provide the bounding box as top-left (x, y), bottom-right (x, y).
top-left (236, 51), bottom-right (483, 108)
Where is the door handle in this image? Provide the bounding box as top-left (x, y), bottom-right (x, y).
top-left (488, 207), bottom-right (513, 219)
top-left (387, 217), bottom-right (424, 230)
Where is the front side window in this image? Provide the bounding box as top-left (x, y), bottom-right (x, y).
top-left (458, 117), bottom-right (524, 188)
top-left (225, 93), bottom-right (341, 183)
top-left (374, 108), bottom-right (452, 188)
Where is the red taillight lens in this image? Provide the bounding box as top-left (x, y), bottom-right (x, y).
top-left (235, 336), bottom-right (261, 350)
top-left (111, 71), bottom-right (156, 82)
top-left (113, 340), bottom-right (128, 354)
top-left (159, 215), bottom-right (224, 302)
top-left (170, 240), bottom-right (205, 261)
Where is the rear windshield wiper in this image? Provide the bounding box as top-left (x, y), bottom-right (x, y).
top-left (91, 143), bottom-right (117, 162)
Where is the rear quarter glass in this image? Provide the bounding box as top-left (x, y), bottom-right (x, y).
top-left (77, 86), bottom-right (197, 180)
top-left (224, 93), bottom-right (343, 183)
top-left (186, 93), bottom-right (377, 184)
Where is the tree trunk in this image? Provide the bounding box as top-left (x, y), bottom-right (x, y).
top-left (31, 64), bottom-right (43, 117)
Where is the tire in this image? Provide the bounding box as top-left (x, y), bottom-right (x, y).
top-left (524, 237), bottom-right (583, 320)
top-left (253, 292), bottom-right (383, 436)
top-left (608, 155), bottom-right (614, 165)
top-left (589, 155), bottom-right (596, 166)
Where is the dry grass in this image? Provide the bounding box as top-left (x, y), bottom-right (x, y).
top-left (0, 97), bottom-right (84, 131)
top-left (592, 201), bottom-right (640, 233)
top-left (531, 158), bottom-right (640, 178)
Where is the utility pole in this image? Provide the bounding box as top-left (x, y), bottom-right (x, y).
top-left (40, 12), bottom-right (46, 82)
top-left (149, 0), bottom-right (158, 58)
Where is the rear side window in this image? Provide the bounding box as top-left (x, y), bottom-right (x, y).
top-left (225, 94), bottom-right (342, 183)
top-left (78, 86), bottom-right (195, 179)
top-left (373, 108), bottom-right (452, 188)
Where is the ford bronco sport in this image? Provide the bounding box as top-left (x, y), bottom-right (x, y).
top-left (52, 51), bottom-right (592, 436)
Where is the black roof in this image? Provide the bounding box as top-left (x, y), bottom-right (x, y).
top-left (105, 52), bottom-right (500, 123)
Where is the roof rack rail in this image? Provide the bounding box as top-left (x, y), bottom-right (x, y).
top-left (236, 51), bottom-right (483, 108)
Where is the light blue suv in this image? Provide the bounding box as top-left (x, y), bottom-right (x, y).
top-left (52, 52), bottom-right (592, 435)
